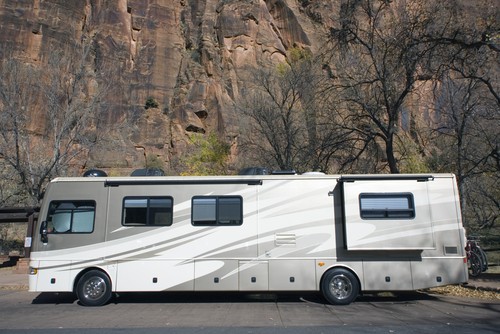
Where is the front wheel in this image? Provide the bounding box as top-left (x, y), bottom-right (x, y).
top-left (321, 268), bottom-right (359, 305)
top-left (76, 270), bottom-right (112, 306)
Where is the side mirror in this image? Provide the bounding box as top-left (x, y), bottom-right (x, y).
top-left (40, 221), bottom-right (48, 244)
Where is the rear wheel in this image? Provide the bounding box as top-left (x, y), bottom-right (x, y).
top-left (321, 268), bottom-right (359, 305)
top-left (476, 247), bottom-right (488, 272)
top-left (76, 270), bottom-right (112, 306)
top-left (468, 252), bottom-right (482, 277)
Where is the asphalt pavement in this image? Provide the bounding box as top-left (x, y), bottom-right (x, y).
top-left (1, 263), bottom-right (499, 334)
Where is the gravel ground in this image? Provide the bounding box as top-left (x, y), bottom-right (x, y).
top-left (426, 284), bottom-right (500, 300)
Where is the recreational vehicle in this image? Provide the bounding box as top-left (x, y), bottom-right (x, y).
top-left (28, 173), bottom-right (468, 306)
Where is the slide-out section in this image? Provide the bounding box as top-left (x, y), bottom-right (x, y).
top-left (342, 178), bottom-right (435, 250)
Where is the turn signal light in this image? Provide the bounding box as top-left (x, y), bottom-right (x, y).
top-left (29, 267), bottom-right (38, 275)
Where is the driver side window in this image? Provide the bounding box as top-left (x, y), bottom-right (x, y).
top-left (46, 201), bottom-right (95, 233)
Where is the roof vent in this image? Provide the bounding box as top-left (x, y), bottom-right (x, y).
top-left (130, 168), bottom-right (165, 176)
top-left (238, 167), bottom-right (269, 175)
top-left (271, 170), bottom-right (296, 175)
top-left (83, 169), bottom-right (107, 177)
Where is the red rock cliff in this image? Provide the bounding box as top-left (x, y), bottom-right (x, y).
top-left (0, 0), bottom-right (328, 172)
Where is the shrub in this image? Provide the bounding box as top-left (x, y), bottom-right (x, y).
top-left (144, 97), bottom-right (159, 109)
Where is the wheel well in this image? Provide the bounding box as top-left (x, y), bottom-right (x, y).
top-left (320, 266), bottom-right (361, 292)
top-left (73, 267), bottom-right (112, 293)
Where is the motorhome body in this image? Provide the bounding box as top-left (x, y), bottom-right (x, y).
top-left (28, 173), bottom-right (468, 306)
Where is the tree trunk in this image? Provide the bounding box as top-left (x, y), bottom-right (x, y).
top-left (386, 136), bottom-right (399, 174)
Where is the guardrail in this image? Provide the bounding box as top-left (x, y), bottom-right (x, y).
top-left (0, 207), bottom-right (39, 258)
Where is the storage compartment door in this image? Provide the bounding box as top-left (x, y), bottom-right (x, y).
top-left (195, 260), bottom-right (238, 291)
top-left (239, 261), bottom-right (268, 291)
top-left (363, 261), bottom-right (413, 290)
top-left (115, 260), bottom-right (194, 291)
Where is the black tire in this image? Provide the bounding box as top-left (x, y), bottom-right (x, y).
top-left (468, 252), bottom-right (482, 277)
top-left (321, 268), bottom-right (359, 305)
top-left (76, 270), bottom-right (112, 306)
top-left (475, 247), bottom-right (488, 272)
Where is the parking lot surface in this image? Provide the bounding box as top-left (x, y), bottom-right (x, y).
top-left (0, 289), bottom-right (499, 333)
top-left (1, 269), bottom-right (499, 333)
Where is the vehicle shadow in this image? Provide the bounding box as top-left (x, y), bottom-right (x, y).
top-left (357, 291), bottom-right (438, 303)
top-left (0, 256), bottom-right (20, 268)
top-left (31, 290), bottom-right (437, 306)
top-left (32, 292), bottom-right (78, 304)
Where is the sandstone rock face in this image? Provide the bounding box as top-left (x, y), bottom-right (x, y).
top-left (0, 0), bottom-right (326, 173)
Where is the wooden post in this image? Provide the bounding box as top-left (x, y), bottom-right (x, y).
top-left (24, 212), bottom-right (36, 258)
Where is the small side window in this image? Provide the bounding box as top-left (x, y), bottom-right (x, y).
top-left (192, 197), bottom-right (217, 225)
top-left (122, 197), bottom-right (173, 226)
top-left (359, 193), bottom-right (415, 219)
top-left (47, 201), bottom-right (95, 233)
top-left (192, 196), bottom-right (242, 226)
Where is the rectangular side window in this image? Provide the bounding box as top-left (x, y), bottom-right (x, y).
top-left (359, 193), bottom-right (415, 219)
top-left (192, 197), bottom-right (217, 225)
top-left (192, 196), bottom-right (242, 226)
top-left (47, 201), bottom-right (95, 233)
top-left (122, 197), bottom-right (173, 226)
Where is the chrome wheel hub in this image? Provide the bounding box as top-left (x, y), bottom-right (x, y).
top-left (82, 276), bottom-right (106, 301)
top-left (329, 274), bottom-right (352, 300)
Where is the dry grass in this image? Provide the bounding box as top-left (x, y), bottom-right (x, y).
top-left (426, 284), bottom-right (500, 301)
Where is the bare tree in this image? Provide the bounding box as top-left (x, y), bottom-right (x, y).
top-left (240, 63), bottom-right (308, 171)
top-left (239, 50), bottom-right (352, 173)
top-left (421, 0), bottom-right (500, 230)
top-left (0, 35), bottom-right (111, 205)
top-left (0, 60), bottom-right (40, 205)
top-left (431, 71), bottom-right (499, 230)
top-left (326, 0), bottom-right (451, 173)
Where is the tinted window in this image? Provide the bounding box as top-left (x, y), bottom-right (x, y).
top-left (122, 197), bottom-right (173, 226)
top-left (359, 193), bottom-right (415, 219)
top-left (192, 196), bottom-right (242, 226)
top-left (47, 201), bottom-right (95, 233)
